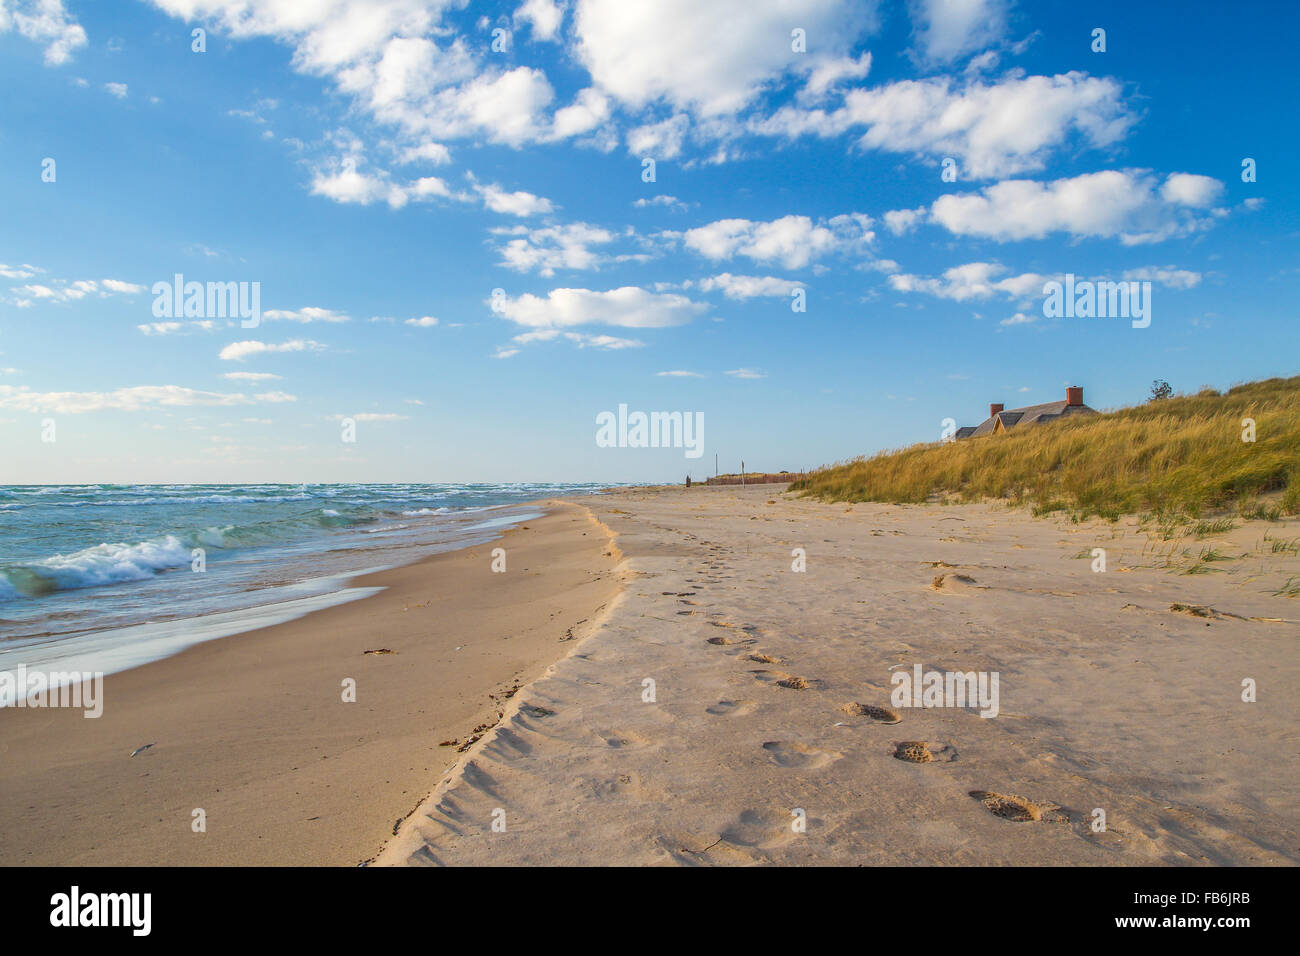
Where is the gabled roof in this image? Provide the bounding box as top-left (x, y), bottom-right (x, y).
top-left (968, 399), bottom-right (1095, 438)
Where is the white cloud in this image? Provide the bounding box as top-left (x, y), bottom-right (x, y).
top-left (573, 0), bottom-right (878, 117)
top-left (0, 383), bottom-right (260, 414)
top-left (699, 273), bottom-right (800, 300)
top-left (883, 207), bottom-right (927, 235)
top-left (626, 114), bottom-right (689, 159)
top-left (494, 286), bottom-right (707, 329)
top-left (515, 0), bottom-right (564, 41)
top-left (724, 367), bottom-right (766, 379)
top-left (1121, 266), bottom-right (1202, 290)
top-left (1159, 173), bottom-right (1222, 208)
top-left (137, 322), bottom-right (184, 335)
top-left (633, 194), bottom-right (686, 210)
top-left (925, 170), bottom-right (1226, 243)
top-left (100, 278), bottom-right (145, 293)
top-left (404, 315), bottom-right (439, 326)
top-left (492, 222), bottom-right (614, 275)
top-left (397, 141), bottom-right (451, 165)
top-left (472, 179), bottom-right (554, 216)
top-left (888, 262), bottom-right (1048, 302)
top-left (1, 0), bottom-right (87, 65)
top-left (332, 412), bottom-right (408, 422)
top-left (752, 71), bottom-right (1132, 178)
top-left (999, 312), bottom-right (1038, 326)
top-left (104, 81), bottom-right (128, 98)
top-left (550, 86), bottom-right (609, 139)
top-left (0, 263), bottom-right (42, 279)
top-left (10, 277), bottom-right (144, 303)
top-left (893, 261), bottom-right (1207, 306)
top-left (218, 339), bottom-right (326, 361)
top-left (657, 370), bottom-right (704, 377)
top-left (800, 53), bottom-right (873, 102)
top-left (563, 332), bottom-right (643, 349)
top-left (262, 307), bottom-right (350, 323)
top-left (910, 0), bottom-right (1009, 64)
top-left (222, 371), bottom-right (282, 381)
top-left (682, 213), bottom-right (872, 269)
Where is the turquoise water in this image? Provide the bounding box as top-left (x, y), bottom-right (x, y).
top-left (0, 483), bottom-right (615, 660)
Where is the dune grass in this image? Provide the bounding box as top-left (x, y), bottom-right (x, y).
top-left (791, 376), bottom-right (1300, 521)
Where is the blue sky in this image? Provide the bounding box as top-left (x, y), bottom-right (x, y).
top-left (1, 0), bottom-right (1295, 483)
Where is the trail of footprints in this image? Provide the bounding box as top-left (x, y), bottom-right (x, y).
top-left (679, 545), bottom-right (1066, 841)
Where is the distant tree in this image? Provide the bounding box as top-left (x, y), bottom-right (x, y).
top-left (1150, 379), bottom-right (1173, 401)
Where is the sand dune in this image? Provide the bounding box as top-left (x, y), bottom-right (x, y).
top-left (377, 485), bottom-right (1299, 866)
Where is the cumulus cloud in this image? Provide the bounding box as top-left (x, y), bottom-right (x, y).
top-left (892, 261), bottom-right (1208, 305)
top-left (626, 113), bottom-right (689, 158)
top-left (404, 315), bottom-right (438, 326)
top-left (514, 0), bottom-right (564, 41)
top-left (573, 0), bottom-right (879, 117)
top-left (681, 213), bottom-right (872, 269)
top-left (9, 276), bottom-right (145, 305)
top-left (751, 71), bottom-right (1132, 178)
top-left (472, 179), bottom-right (554, 216)
top-left (149, 1), bottom-right (569, 148)
top-left (308, 150), bottom-right (552, 216)
top-left (1, 0), bottom-right (87, 65)
top-left (909, 0), bottom-right (1009, 65)
top-left (922, 170), bottom-right (1226, 243)
top-left (493, 286), bottom-right (707, 329)
top-left (492, 222), bottom-right (615, 275)
top-left (698, 273), bottom-right (801, 300)
top-left (888, 262), bottom-right (1048, 301)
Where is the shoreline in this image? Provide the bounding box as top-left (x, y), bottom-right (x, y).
top-left (0, 498), bottom-right (622, 866)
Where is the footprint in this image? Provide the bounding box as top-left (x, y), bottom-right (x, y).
top-left (840, 702), bottom-right (901, 724)
top-left (748, 653), bottom-right (783, 664)
top-left (706, 699), bottom-right (757, 717)
top-left (706, 636), bottom-right (733, 645)
top-left (892, 740), bottom-right (957, 763)
top-left (969, 790), bottom-right (1051, 821)
top-left (593, 728), bottom-right (651, 750)
top-left (763, 741), bottom-right (842, 769)
top-left (719, 808), bottom-right (801, 850)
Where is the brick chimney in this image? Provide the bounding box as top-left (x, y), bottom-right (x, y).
top-left (1066, 386), bottom-right (1083, 406)
top-left (989, 403), bottom-right (1004, 418)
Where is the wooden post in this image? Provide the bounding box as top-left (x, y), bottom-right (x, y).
top-left (741, 460), bottom-right (745, 487)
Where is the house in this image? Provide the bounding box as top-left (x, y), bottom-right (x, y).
top-left (955, 386), bottom-right (1097, 439)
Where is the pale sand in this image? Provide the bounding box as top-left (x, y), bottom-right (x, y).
top-left (0, 502), bottom-right (620, 865)
top-left (377, 485), bottom-right (1299, 866)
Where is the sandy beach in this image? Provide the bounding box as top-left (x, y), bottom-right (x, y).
top-left (4, 486), bottom-right (1296, 867)
top-left (376, 484), bottom-right (1299, 866)
top-left (0, 502), bottom-right (620, 865)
